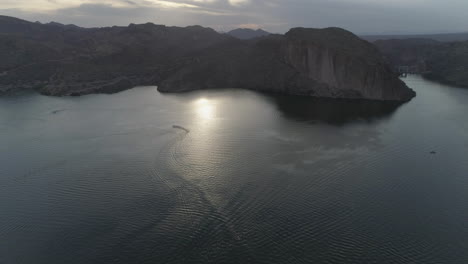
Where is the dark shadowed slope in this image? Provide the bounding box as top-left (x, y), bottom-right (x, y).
top-left (423, 41), bottom-right (468, 87)
top-left (373, 39), bottom-right (440, 70)
top-left (374, 38), bottom-right (468, 88)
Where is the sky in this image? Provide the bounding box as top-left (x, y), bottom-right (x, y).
top-left (1, 0), bottom-right (468, 34)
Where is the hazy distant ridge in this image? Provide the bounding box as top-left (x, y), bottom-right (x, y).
top-left (227, 28), bottom-right (270, 39)
top-left (361, 32), bottom-right (468, 42)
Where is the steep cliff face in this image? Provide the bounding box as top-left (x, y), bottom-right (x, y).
top-left (282, 28), bottom-right (414, 100)
top-left (159, 28), bottom-right (415, 101)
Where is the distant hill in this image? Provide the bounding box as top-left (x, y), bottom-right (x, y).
top-left (373, 37), bottom-right (468, 88)
top-left (227, 28), bottom-right (270, 39)
top-left (362, 32), bottom-right (468, 42)
top-left (423, 41), bottom-right (468, 87)
top-left (374, 38), bottom-right (440, 67)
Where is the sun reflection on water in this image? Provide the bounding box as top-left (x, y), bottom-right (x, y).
top-left (195, 98), bottom-right (216, 120)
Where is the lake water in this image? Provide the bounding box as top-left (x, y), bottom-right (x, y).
top-left (1, 75), bottom-right (468, 264)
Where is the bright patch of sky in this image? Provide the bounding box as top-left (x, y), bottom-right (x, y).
top-left (1, 0), bottom-right (467, 34)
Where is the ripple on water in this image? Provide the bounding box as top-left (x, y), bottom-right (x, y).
top-left (2, 79), bottom-right (468, 263)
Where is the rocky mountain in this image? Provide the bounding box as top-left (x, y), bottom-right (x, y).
top-left (374, 38), bottom-right (468, 88)
top-left (0, 16), bottom-right (231, 96)
top-left (0, 16), bottom-right (414, 101)
top-left (227, 28), bottom-right (270, 39)
top-left (160, 27), bottom-right (414, 101)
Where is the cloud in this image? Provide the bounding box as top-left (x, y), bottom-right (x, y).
top-left (1, 0), bottom-right (467, 34)
top-left (228, 0), bottom-right (249, 7)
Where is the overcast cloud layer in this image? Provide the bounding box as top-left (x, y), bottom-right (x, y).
top-left (1, 0), bottom-right (468, 34)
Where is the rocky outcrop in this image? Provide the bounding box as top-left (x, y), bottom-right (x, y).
top-left (0, 16), bottom-right (415, 101)
top-left (159, 28), bottom-right (415, 101)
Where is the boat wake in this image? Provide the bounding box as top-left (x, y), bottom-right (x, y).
top-left (172, 125), bottom-right (190, 133)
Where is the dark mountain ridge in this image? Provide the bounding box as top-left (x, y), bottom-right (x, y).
top-left (227, 28), bottom-right (270, 39)
top-left (0, 16), bottom-right (414, 101)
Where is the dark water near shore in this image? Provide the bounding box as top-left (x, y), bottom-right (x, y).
top-left (1, 75), bottom-right (468, 264)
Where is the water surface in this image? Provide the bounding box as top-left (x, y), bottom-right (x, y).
top-left (1, 75), bottom-right (468, 263)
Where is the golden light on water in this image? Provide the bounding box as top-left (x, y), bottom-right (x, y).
top-left (195, 98), bottom-right (216, 120)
